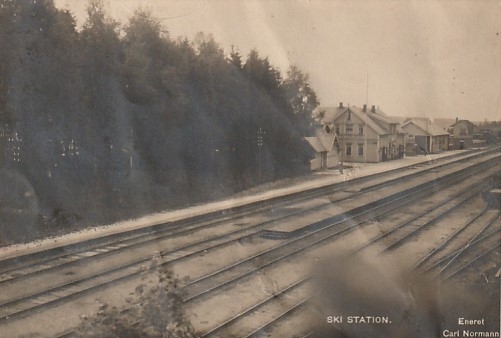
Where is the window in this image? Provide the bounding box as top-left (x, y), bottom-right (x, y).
top-left (335, 126), bottom-right (340, 135)
top-left (346, 143), bottom-right (352, 156)
top-left (358, 144), bottom-right (364, 156)
top-left (359, 125), bottom-right (364, 135)
top-left (460, 127), bottom-right (467, 136)
top-left (345, 124), bottom-right (353, 134)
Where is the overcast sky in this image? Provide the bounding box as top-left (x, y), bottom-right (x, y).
top-left (54, 0), bottom-right (501, 121)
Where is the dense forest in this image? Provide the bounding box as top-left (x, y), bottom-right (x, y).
top-left (0, 0), bottom-right (319, 242)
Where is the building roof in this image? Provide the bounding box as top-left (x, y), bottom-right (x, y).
top-left (390, 116), bottom-right (457, 131)
top-left (320, 106), bottom-right (346, 123)
top-left (367, 109), bottom-right (406, 134)
top-left (402, 120), bottom-right (449, 136)
top-left (305, 137), bottom-right (326, 152)
top-left (305, 132), bottom-right (337, 153)
top-left (451, 119), bottom-right (476, 128)
top-left (304, 131), bottom-right (336, 153)
top-left (321, 105), bottom-right (404, 135)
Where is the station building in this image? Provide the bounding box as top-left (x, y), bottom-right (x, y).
top-left (312, 103), bottom-right (405, 164)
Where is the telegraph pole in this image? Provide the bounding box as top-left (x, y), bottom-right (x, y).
top-left (257, 127), bottom-right (264, 184)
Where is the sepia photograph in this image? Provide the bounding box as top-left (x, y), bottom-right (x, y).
top-left (0, 0), bottom-right (499, 337)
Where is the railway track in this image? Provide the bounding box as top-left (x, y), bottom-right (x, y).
top-left (198, 277), bottom-right (310, 338)
top-left (0, 148), bottom-right (499, 337)
top-left (181, 158), bottom-right (500, 336)
top-left (442, 239), bottom-right (500, 281)
top-left (0, 147), bottom-right (494, 275)
top-left (181, 172), bottom-right (497, 304)
top-left (0, 151), bottom-right (496, 285)
top-left (208, 214), bottom-right (499, 338)
top-left (192, 167), bottom-right (499, 337)
top-left (426, 226), bottom-right (500, 281)
top-left (415, 208), bottom-right (500, 272)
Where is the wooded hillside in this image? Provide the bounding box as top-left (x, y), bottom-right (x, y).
top-left (0, 0), bottom-right (319, 242)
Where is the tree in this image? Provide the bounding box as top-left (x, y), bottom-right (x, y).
top-left (79, 0), bottom-right (122, 117)
top-left (0, 0), bottom-right (21, 123)
top-left (242, 49), bottom-right (282, 93)
top-left (281, 65), bottom-right (319, 134)
top-left (81, 0), bottom-right (121, 69)
top-left (121, 8), bottom-right (167, 105)
top-left (228, 45), bottom-right (243, 69)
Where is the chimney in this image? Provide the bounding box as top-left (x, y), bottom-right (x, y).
top-left (339, 102), bottom-right (344, 108)
top-left (456, 117), bottom-right (459, 123)
top-left (363, 104), bottom-right (367, 113)
top-left (371, 105), bottom-right (376, 113)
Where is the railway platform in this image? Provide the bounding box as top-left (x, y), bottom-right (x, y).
top-left (0, 149), bottom-right (475, 260)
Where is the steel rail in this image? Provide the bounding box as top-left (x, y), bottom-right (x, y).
top-left (3, 151), bottom-right (497, 312)
top-left (1, 152), bottom-right (467, 285)
top-left (443, 243), bottom-right (500, 280)
top-left (57, 164), bottom-right (500, 338)
top-left (437, 213), bottom-right (500, 275)
top-left (423, 227), bottom-right (500, 273)
top-left (242, 300), bottom-right (309, 338)
top-left (0, 147), bottom-right (495, 273)
top-left (345, 182), bottom-right (489, 256)
top-left (181, 169), bottom-right (496, 303)
top-left (195, 177), bottom-right (499, 337)
top-left (198, 277), bottom-right (310, 338)
top-left (414, 208), bottom-right (497, 269)
top-left (208, 211), bottom-right (498, 338)
top-left (1, 149), bottom-right (498, 295)
top-left (2, 152), bottom-right (496, 336)
top-left (6, 161), bottom-right (478, 315)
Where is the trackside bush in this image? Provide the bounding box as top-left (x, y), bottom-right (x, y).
top-left (75, 258), bottom-right (197, 338)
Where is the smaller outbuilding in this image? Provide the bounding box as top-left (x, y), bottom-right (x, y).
top-left (402, 120), bottom-right (449, 154)
top-left (304, 132), bottom-right (339, 170)
top-left (448, 118), bottom-right (477, 149)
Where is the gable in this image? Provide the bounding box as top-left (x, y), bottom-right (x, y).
top-left (451, 120), bottom-right (476, 128)
top-left (337, 109), bottom-right (363, 125)
top-left (321, 106), bottom-right (347, 123)
top-left (332, 108), bottom-right (388, 135)
top-left (402, 122), bottom-right (428, 136)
